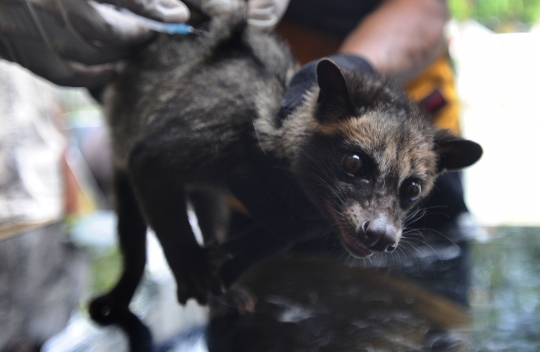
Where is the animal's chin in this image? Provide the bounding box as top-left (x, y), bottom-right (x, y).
top-left (324, 200), bottom-right (373, 258)
top-left (340, 231), bottom-right (373, 258)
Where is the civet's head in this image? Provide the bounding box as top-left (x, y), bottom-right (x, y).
top-left (293, 60), bottom-right (482, 257)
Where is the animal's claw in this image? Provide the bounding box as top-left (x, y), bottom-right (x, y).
top-left (209, 286), bottom-right (257, 318)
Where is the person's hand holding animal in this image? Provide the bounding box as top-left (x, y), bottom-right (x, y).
top-left (0, 0), bottom-right (190, 87)
top-left (186, 0), bottom-right (289, 29)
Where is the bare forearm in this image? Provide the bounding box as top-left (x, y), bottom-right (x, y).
top-left (339, 0), bottom-right (449, 84)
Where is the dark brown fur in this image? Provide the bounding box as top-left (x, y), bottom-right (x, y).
top-left (89, 2), bottom-right (482, 324)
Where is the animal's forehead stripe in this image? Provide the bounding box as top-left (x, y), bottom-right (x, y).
top-left (317, 115), bottom-right (391, 157)
top-left (317, 115), bottom-right (408, 155)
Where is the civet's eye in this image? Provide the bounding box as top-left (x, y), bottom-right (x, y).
top-left (402, 179), bottom-right (422, 202)
top-left (343, 154), bottom-right (365, 177)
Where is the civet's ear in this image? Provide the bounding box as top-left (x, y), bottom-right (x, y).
top-left (316, 59), bottom-right (354, 121)
top-left (434, 129), bottom-right (483, 173)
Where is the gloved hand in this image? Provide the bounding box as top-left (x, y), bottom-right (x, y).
top-left (247, 0), bottom-right (289, 30)
top-left (221, 54), bottom-right (374, 284)
top-left (0, 0), bottom-right (190, 87)
top-left (186, 0), bottom-right (290, 30)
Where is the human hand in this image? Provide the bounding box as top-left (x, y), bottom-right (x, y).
top-left (0, 0), bottom-right (189, 87)
top-left (186, 0), bottom-right (289, 30)
top-left (247, 0), bottom-right (289, 30)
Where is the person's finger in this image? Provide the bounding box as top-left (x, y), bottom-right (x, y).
top-left (67, 1), bottom-right (154, 48)
top-left (97, 0), bottom-right (190, 23)
top-left (248, 0), bottom-right (289, 29)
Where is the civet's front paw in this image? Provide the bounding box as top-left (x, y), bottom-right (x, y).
top-left (175, 243), bottom-right (232, 305)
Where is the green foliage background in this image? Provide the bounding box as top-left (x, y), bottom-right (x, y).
top-left (449, 0), bottom-right (540, 31)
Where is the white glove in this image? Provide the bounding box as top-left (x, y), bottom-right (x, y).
top-left (247, 0), bottom-right (289, 30)
top-left (0, 0), bottom-right (190, 87)
top-left (186, 0), bottom-right (289, 30)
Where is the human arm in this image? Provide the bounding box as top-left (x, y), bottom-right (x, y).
top-left (339, 0), bottom-right (449, 85)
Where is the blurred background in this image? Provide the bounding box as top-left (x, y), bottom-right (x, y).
top-left (1, 0), bottom-right (540, 351)
top-left (448, 0), bottom-right (540, 227)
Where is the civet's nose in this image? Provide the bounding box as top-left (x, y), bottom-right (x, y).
top-left (359, 219), bottom-right (398, 253)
